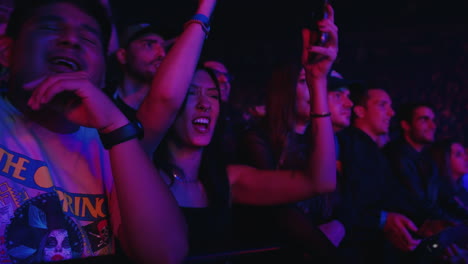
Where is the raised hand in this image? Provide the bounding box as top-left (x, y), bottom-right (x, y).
top-left (26, 72), bottom-right (127, 132)
top-left (301, 3), bottom-right (338, 79)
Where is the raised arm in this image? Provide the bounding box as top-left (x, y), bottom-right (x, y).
top-left (137, 0), bottom-right (217, 154)
top-left (229, 4), bottom-right (337, 205)
top-left (107, 128), bottom-right (188, 264)
top-left (301, 2), bottom-right (337, 200)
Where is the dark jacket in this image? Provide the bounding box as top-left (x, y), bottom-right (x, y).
top-left (383, 138), bottom-right (468, 225)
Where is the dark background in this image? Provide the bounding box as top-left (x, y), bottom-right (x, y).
top-left (110, 0), bottom-right (468, 141)
top-left (110, 0), bottom-right (466, 80)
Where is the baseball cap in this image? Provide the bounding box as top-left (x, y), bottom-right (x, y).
top-left (118, 23), bottom-right (161, 48)
top-left (327, 70), bottom-right (364, 92)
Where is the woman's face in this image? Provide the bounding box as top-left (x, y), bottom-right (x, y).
top-left (172, 69), bottom-right (220, 148)
top-left (450, 142), bottom-right (468, 181)
top-left (295, 68), bottom-right (310, 120)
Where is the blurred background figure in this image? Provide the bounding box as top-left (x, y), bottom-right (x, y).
top-left (431, 138), bottom-right (468, 207)
top-left (107, 23), bottom-right (167, 120)
top-left (0, 0), bottom-right (12, 35)
top-left (203, 60), bottom-right (232, 103)
top-left (203, 59), bottom-right (250, 163)
top-left (430, 138), bottom-right (468, 263)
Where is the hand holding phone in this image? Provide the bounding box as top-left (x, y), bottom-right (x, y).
top-left (307, 0), bottom-right (330, 63)
top-left (301, 1), bottom-right (338, 77)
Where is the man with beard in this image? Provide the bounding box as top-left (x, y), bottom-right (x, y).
top-left (335, 84), bottom-right (417, 263)
top-left (383, 102), bottom-right (468, 262)
top-left (109, 23), bottom-right (167, 120)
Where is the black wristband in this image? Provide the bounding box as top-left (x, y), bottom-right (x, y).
top-left (99, 121), bottom-right (144, 150)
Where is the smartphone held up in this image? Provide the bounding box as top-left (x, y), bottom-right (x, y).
top-left (306, 0), bottom-right (330, 63)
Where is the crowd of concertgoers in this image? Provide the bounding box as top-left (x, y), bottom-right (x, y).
top-left (0, 0), bottom-right (466, 264)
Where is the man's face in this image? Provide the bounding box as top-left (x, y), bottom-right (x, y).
top-left (328, 88), bottom-right (353, 132)
top-left (406, 106), bottom-right (436, 144)
top-left (358, 89), bottom-right (395, 136)
top-left (124, 33), bottom-right (166, 82)
top-left (9, 2), bottom-right (106, 92)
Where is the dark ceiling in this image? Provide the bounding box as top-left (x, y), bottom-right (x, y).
top-left (110, 0), bottom-right (466, 89)
top-left (111, 0), bottom-right (463, 37)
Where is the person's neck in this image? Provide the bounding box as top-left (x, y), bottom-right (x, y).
top-left (117, 75), bottom-right (151, 110)
top-left (7, 90), bottom-right (80, 134)
top-left (167, 140), bottom-right (203, 182)
top-left (354, 122), bottom-right (379, 143)
top-left (453, 173), bottom-right (464, 184)
top-left (333, 125), bottom-right (344, 133)
top-left (404, 134), bottom-right (426, 152)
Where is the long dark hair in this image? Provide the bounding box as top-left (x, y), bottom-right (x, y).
top-left (430, 138), bottom-right (464, 186)
top-left (264, 61), bottom-right (302, 163)
top-left (153, 65), bottom-right (230, 208)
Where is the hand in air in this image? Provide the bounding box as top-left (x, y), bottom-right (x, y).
top-left (302, 4), bottom-right (338, 79)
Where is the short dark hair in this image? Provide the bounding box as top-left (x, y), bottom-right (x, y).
top-left (6, 0), bottom-right (112, 52)
top-left (327, 76), bottom-right (363, 93)
top-left (396, 102), bottom-right (435, 124)
top-left (349, 80), bottom-right (390, 108)
top-left (349, 82), bottom-right (391, 124)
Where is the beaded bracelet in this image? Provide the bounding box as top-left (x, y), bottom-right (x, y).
top-left (183, 14), bottom-right (210, 36)
top-left (310, 112), bottom-right (331, 118)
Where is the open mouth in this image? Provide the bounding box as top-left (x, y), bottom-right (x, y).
top-left (49, 57), bottom-right (81, 72)
top-left (192, 117), bottom-right (210, 133)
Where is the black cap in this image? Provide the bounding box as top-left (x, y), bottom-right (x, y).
top-left (118, 23), bottom-right (161, 48)
top-left (328, 76), bottom-right (364, 92)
